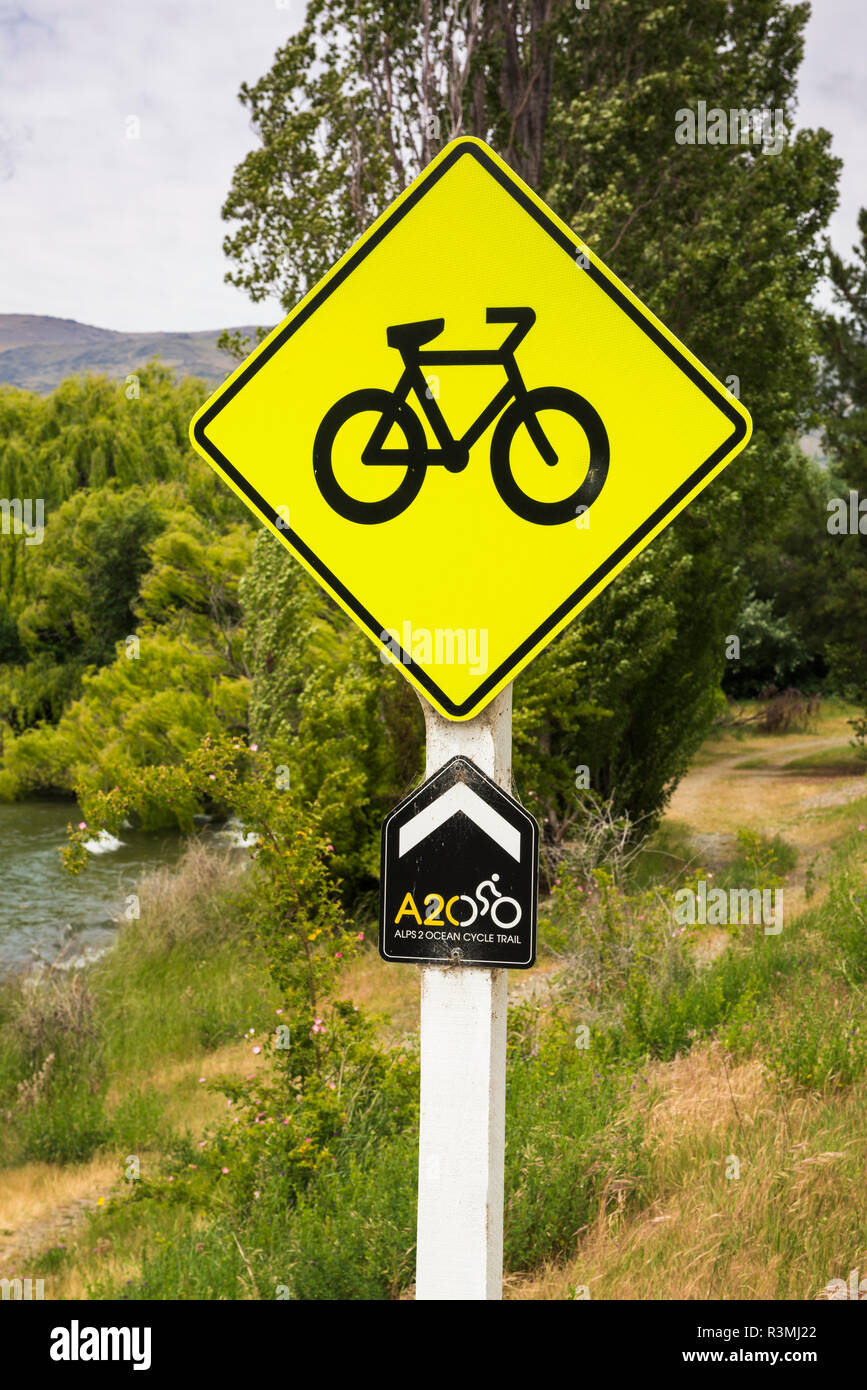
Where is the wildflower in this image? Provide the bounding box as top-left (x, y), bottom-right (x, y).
top-left (97, 1197), bottom-right (105, 1207)
top-left (276, 1008), bottom-right (283, 1015)
top-left (252, 1045), bottom-right (262, 1055)
top-left (168, 1176), bottom-right (174, 1183)
top-left (356, 932), bottom-right (364, 942)
top-left (78, 821), bottom-right (86, 830)
top-left (250, 743), bottom-right (258, 752)
top-left (198, 1077), bottom-right (206, 1084)
top-left (198, 1140), bottom-right (206, 1148)
top-left (335, 951), bottom-right (342, 959)
top-left (221, 1167), bottom-right (229, 1174)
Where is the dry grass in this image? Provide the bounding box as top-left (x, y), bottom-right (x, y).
top-left (0, 1157), bottom-right (119, 1269)
top-left (134, 837), bottom-right (252, 948)
top-left (342, 950), bottom-right (420, 1034)
top-left (506, 1043), bottom-right (867, 1301)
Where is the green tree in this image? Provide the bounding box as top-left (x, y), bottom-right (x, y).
top-left (240, 531), bottom-right (423, 892)
top-left (821, 208), bottom-right (867, 492)
top-left (0, 369), bottom-right (256, 799)
top-left (220, 0), bottom-right (840, 833)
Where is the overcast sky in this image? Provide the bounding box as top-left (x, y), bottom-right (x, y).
top-left (0, 0), bottom-right (863, 334)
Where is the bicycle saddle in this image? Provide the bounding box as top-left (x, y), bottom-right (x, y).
top-left (386, 317), bottom-right (445, 349)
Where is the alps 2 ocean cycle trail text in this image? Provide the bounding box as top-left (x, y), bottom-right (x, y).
top-left (379, 756), bottom-right (539, 969)
top-left (313, 307), bottom-right (610, 525)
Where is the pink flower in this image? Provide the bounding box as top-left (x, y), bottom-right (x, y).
top-left (190, 1164), bottom-right (197, 1170)
top-left (335, 951), bottom-right (342, 959)
top-left (198, 1077), bottom-right (206, 1084)
top-left (250, 743), bottom-right (258, 752)
top-left (168, 1176), bottom-right (174, 1182)
top-left (198, 1141), bottom-right (206, 1149)
top-left (276, 1008), bottom-right (283, 1015)
top-left (78, 821), bottom-right (86, 830)
top-left (356, 932), bottom-right (364, 941)
top-left (208, 774), bottom-right (216, 780)
top-left (221, 1167), bottom-right (229, 1175)
top-left (328, 1082), bottom-right (336, 1090)
top-left (252, 1045), bottom-right (262, 1055)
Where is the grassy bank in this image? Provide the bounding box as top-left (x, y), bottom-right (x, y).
top-left (2, 704), bottom-right (867, 1299)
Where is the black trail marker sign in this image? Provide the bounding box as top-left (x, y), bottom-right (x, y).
top-left (380, 755), bottom-right (538, 968)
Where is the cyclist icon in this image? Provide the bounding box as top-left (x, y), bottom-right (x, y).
top-left (424, 873), bottom-right (523, 929)
top-left (312, 307), bottom-right (610, 525)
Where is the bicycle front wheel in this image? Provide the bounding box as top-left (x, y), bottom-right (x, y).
top-left (490, 386), bottom-right (610, 525)
top-left (313, 388), bottom-right (426, 525)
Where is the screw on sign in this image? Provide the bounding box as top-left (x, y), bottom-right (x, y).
top-left (380, 755), bottom-right (538, 969)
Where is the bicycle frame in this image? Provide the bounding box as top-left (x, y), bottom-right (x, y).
top-left (363, 308), bottom-right (558, 469)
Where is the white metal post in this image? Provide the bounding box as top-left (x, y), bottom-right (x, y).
top-left (415, 684), bottom-right (512, 1301)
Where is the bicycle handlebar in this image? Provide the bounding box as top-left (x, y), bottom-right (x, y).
top-left (486, 307), bottom-right (536, 354)
top-left (486, 307), bottom-right (536, 329)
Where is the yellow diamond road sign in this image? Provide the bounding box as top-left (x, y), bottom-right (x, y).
top-left (191, 137), bottom-right (751, 721)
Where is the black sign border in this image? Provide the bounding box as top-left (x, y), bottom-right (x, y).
top-left (379, 755), bottom-right (539, 968)
top-left (193, 139), bottom-right (748, 719)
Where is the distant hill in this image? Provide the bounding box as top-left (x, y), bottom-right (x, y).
top-left (0, 315), bottom-right (271, 394)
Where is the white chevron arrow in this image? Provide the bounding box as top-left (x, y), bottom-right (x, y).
top-left (398, 783), bottom-right (521, 861)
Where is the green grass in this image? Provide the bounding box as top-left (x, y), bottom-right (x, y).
top-left (784, 746), bottom-right (866, 776)
top-left (626, 820), bottom-right (698, 889)
top-left (8, 807), bottom-right (867, 1301)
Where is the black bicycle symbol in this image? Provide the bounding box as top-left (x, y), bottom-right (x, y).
top-left (312, 307), bottom-right (610, 525)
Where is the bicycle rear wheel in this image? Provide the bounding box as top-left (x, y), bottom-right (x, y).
top-left (313, 388), bottom-right (426, 524)
top-left (490, 386), bottom-right (609, 525)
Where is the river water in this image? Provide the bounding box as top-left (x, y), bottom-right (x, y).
top-left (0, 800), bottom-right (241, 978)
